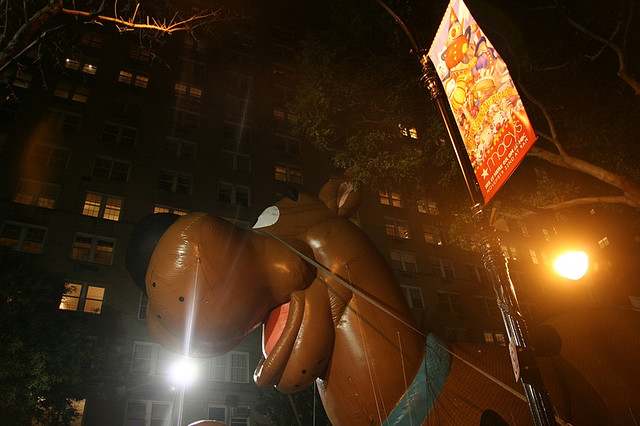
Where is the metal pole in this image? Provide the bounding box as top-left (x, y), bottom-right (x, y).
top-left (420, 56), bottom-right (557, 426)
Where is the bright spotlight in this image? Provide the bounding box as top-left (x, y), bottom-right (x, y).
top-left (553, 251), bottom-right (589, 281)
top-left (168, 357), bottom-right (198, 387)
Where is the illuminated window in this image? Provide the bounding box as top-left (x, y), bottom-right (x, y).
top-left (82, 192), bottom-right (122, 221)
top-left (217, 182), bottom-right (250, 207)
top-left (274, 165), bottom-right (303, 184)
top-left (401, 285), bottom-right (424, 309)
top-left (483, 332), bottom-right (494, 343)
top-left (174, 82), bottom-right (202, 99)
top-left (71, 233), bottom-right (115, 265)
top-left (0, 221), bottom-right (47, 253)
top-left (13, 179), bottom-right (60, 209)
top-left (65, 58), bottom-right (81, 70)
top-left (379, 190), bottom-right (402, 208)
top-left (384, 217), bottom-right (410, 239)
top-left (520, 222), bottom-right (530, 237)
top-left (118, 70), bottom-right (133, 84)
top-left (598, 237), bottom-right (610, 248)
top-left (81, 63), bottom-right (97, 75)
top-left (134, 74), bottom-right (149, 88)
top-left (70, 399), bottom-right (85, 426)
top-left (529, 249), bottom-right (539, 264)
top-left (118, 70), bottom-right (149, 88)
top-left (153, 205), bottom-right (188, 216)
top-left (542, 228), bottom-right (551, 242)
top-left (399, 124), bottom-right (419, 139)
top-left (59, 282), bottom-right (105, 314)
top-left (93, 157), bottom-right (130, 182)
top-left (390, 250), bottom-right (417, 273)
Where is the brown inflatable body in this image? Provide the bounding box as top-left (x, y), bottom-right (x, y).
top-left (133, 179), bottom-right (640, 425)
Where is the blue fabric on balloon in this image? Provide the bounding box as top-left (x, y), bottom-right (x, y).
top-left (382, 333), bottom-right (451, 426)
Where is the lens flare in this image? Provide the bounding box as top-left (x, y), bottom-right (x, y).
top-left (553, 251), bottom-right (589, 281)
top-left (168, 357), bottom-right (198, 387)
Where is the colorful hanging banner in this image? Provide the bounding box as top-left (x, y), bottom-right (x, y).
top-left (427, 0), bottom-right (537, 203)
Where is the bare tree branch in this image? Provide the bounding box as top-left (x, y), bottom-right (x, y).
top-left (535, 195), bottom-right (639, 211)
top-left (518, 81), bottom-right (566, 156)
top-left (568, 16), bottom-right (640, 95)
top-left (0, 0), bottom-right (63, 71)
top-left (585, 20), bottom-right (620, 61)
top-left (61, 7), bottom-right (224, 34)
top-left (527, 146), bottom-right (640, 205)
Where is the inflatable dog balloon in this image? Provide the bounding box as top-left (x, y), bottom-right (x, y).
top-left (127, 179), bottom-right (640, 425)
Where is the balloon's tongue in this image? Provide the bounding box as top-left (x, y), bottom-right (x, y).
top-left (262, 302), bottom-right (290, 357)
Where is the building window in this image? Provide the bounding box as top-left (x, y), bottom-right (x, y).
top-left (379, 190), bottom-right (402, 208)
top-left (64, 58), bottom-right (98, 75)
top-left (529, 249), bottom-right (539, 264)
top-left (208, 351), bottom-right (250, 383)
top-left (274, 136), bottom-right (300, 156)
top-left (118, 70), bottom-right (149, 88)
top-left (223, 150), bottom-right (251, 173)
top-left (385, 217), bottom-right (410, 240)
top-left (399, 124), bottom-right (418, 139)
top-left (483, 297), bottom-right (500, 319)
top-left (30, 144), bottom-right (70, 170)
top-left (208, 406), bottom-right (227, 423)
top-left (131, 342), bottom-right (156, 374)
top-left (124, 400), bottom-right (172, 426)
top-left (92, 157), bottom-right (130, 182)
top-left (224, 95), bottom-right (250, 123)
top-left (390, 250), bottom-right (417, 273)
top-left (417, 198), bottom-right (439, 215)
top-left (53, 80), bottom-right (89, 102)
top-left (274, 165), bottom-right (303, 184)
top-left (59, 282), bottom-right (105, 314)
top-left (138, 292), bottom-right (148, 320)
top-left (495, 333), bottom-right (506, 346)
top-left (0, 221), bottom-right (47, 253)
top-left (13, 179), bottom-right (60, 209)
top-left (71, 233), bottom-right (115, 265)
top-left (483, 332), bottom-right (494, 343)
top-left (429, 257), bottom-right (455, 280)
top-left (172, 109), bottom-right (200, 136)
top-left (166, 137), bottom-right (197, 161)
top-left (509, 246), bottom-right (518, 261)
top-left (541, 228), bottom-right (551, 242)
top-left (598, 237), bottom-right (610, 248)
top-left (102, 122), bottom-right (137, 149)
top-left (158, 170), bottom-right (192, 194)
top-left (153, 205), bottom-right (188, 216)
top-left (129, 46), bottom-right (152, 62)
top-left (423, 225), bottom-right (443, 246)
top-left (401, 285), bottom-right (424, 309)
top-left (218, 182), bottom-right (250, 207)
top-left (437, 292), bottom-right (461, 314)
top-left (12, 68), bottom-right (32, 88)
top-left (82, 192), bottom-right (123, 221)
top-left (229, 407), bottom-right (250, 426)
top-left (272, 108), bottom-right (297, 135)
top-left (174, 82), bottom-right (203, 99)
top-left (519, 222), bottom-right (530, 237)
top-left (222, 123), bottom-right (251, 151)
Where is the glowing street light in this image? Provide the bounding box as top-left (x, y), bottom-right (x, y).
top-left (168, 357), bottom-right (198, 387)
top-left (553, 250), bottom-right (589, 281)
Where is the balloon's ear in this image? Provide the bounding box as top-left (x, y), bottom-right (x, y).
top-left (318, 177), bottom-right (361, 217)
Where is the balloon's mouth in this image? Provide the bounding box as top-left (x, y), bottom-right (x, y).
top-left (254, 280), bottom-right (335, 392)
